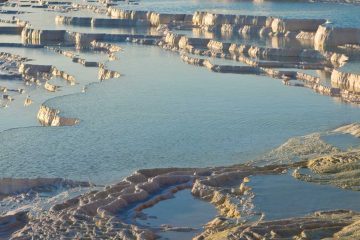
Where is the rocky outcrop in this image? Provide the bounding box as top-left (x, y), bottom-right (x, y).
top-left (90, 41), bottom-right (122, 53)
top-left (340, 89), bottom-right (360, 103)
top-left (19, 63), bottom-right (76, 84)
top-left (155, 30), bottom-right (359, 103)
top-left (44, 81), bottom-right (58, 92)
top-left (107, 7), bottom-right (148, 20)
top-left (148, 12), bottom-right (192, 26)
top-left (98, 67), bottom-right (120, 80)
top-left (107, 7), bottom-right (192, 26)
top-left (296, 31), bottom-right (316, 40)
top-left (331, 69), bottom-right (360, 93)
top-left (55, 15), bottom-right (92, 26)
top-left (18, 63), bottom-right (52, 77)
top-left (163, 33), bottom-right (346, 66)
top-left (37, 105), bottom-right (79, 126)
top-left (24, 97), bottom-right (32, 106)
top-left (192, 12), bottom-right (269, 32)
top-left (21, 28), bottom-right (67, 45)
top-left (271, 18), bottom-right (325, 34)
top-left (192, 11), bottom-right (325, 37)
top-left (315, 25), bottom-right (360, 49)
top-left (56, 15), bottom-right (150, 27)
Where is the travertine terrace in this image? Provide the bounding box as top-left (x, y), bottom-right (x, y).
top-left (1, 0), bottom-right (360, 239)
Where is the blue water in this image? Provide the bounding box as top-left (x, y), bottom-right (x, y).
top-left (1, 44), bottom-right (360, 184)
top-left (322, 133), bottom-right (360, 151)
top-left (137, 190), bottom-right (217, 240)
top-left (251, 174), bottom-right (360, 220)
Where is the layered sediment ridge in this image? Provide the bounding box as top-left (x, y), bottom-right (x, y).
top-left (55, 15), bottom-right (150, 28)
top-left (21, 27), bottom-right (161, 47)
top-left (107, 7), bottom-right (192, 27)
top-left (192, 11), bottom-right (326, 35)
top-left (12, 6), bottom-right (360, 105)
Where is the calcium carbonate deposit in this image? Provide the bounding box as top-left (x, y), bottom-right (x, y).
top-left (1, 0), bottom-right (360, 239)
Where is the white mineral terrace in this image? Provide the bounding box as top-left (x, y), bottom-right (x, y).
top-left (1, 0), bottom-right (360, 239)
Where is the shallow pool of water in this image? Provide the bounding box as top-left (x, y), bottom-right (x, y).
top-left (136, 189), bottom-right (217, 240)
top-left (250, 174), bottom-right (360, 220)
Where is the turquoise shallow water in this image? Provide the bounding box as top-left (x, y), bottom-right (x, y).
top-left (1, 44), bottom-right (360, 184)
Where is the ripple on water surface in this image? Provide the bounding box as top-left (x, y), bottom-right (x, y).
top-left (1, 44), bottom-right (360, 184)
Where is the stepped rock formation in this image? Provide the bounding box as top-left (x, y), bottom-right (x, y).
top-left (271, 18), bottom-right (326, 34)
top-left (3, 160), bottom-right (360, 240)
top-left (6, 164), bottom-right (288, 239)
top-left (315, 25), bottom-right (360, 49)
top-left (21, 28), bottom-right (67, 45)
top-left (331, 69), bottom-right (360, 93)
